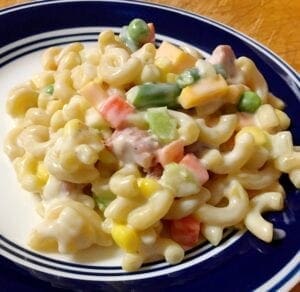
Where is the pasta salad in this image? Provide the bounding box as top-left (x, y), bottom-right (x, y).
top-left (4, 18), bottom-right (300, 272)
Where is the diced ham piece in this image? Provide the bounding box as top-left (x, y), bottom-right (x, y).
top-left (208, 45), bottom-right (236, 77)
top-left (207, 45), bottom-right (244, 85)
top-left (99, 95), bottom-right (135, 129)
top-left (107, 127), bottom-right (159, 169)
top-left (146, 23), bottom-right (156, 43)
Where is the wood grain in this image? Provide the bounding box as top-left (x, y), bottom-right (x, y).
top-left (146, 0), bottom-right (300, 72)
top-left (0, 0), bottom-right (299, 289)
top-left (0, 0), bottom-right (299, 72)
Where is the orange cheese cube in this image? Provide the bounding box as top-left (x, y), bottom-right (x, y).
top-left (156, 41), bottom-right (196, 74)
top-left (178, 74), bottom-right (228, 109)
top-left (80, 81), bottom-right (107, 109)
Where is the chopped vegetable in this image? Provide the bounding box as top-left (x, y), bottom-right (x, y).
top-left (111, 223), bottom-right (140, 253)
top-left (99, 95), bottom-right (134, 129)
top-left (238, 91), bottom-right (262, 113)
top-left (94, 187), bottom-right (116, 212)
top-left (43, 84), bottom-right (54, 95)
top-left (128, 18), bottom-right (150, 44)
top-left (137, 177), bottom-right (161, 198)
top-left (119, 25), bottom-right (139, 52)
top-left (126, 82), bottom-right (181, 109)
top-left (180, 154), bottom-right (209, 185)
top-left (236, 126), bottom-right (269, 147)
top-left (146, 22), bottom-right (155, 43)
top-left (147, 107), bottom-right (178, 144)
top-left (160, 163), bottom-right (200, 197)
top-left (178, 74), bottom-right (228, 109)
top-left (157, 139), bottom-right (184, 166)
top-left (176, 68), bottom-right (200, 88)
top-left (156, 41), bottom-right (197, 73)
top-left (170, 215), bottom-right (201, 248)
top-left (120, 19), bottom-right (154, 52)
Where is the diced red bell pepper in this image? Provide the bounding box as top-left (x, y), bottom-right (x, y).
top-left (180, 153), bottom-right (209, 185)
top-left (157, 139), bottom-right (184, 166)
top-left (146, 23), bottom-right (155, 43)
top-left (170, 215), bottom-right (201, 248)
top-left (99, 95), bottom-right (134, 129)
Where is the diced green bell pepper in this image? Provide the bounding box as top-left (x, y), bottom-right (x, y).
top-left (93, 186), bottom-right (116, 212)
top-left (160, 163), bottom-right (200, 197)
top-left (147, 107), bottom-right (178, 144)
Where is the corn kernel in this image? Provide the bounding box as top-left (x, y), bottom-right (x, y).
top-left (36, 161), bottom-right (49, 186)
top-left (137, 178), bottom-right (161, 198)
top-left (237, 126), bottom-right (269, 146)
top-left (111, 223), bottom-right (140, 253)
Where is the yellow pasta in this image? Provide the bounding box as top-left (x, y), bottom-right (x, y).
top-left (196, 114), bottom-right (237, 147)
top-left (99, 47), bottom-right (142, 86)
top-left (244, 192), bottom-right (284, 242)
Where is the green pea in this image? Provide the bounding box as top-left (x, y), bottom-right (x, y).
top-left (128, 18), bottom-right (150, 44)
top-left (119, 26), bottom-right (139, 52)
top-left (43, 84), bottom-right (54, 95)
top-left (238, 91), bottom-right (262, 113)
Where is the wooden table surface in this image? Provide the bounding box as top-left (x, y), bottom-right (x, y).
top-left (0, 0), bottom-right (299, 291)
top-left (1, 0), bottom-right (299, 72)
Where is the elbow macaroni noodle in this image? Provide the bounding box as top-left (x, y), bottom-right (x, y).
top-left (3, 22), bottom-right (299, 272)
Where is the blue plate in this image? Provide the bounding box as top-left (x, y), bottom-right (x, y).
top-left (0, 1), bottom-right (299, 291)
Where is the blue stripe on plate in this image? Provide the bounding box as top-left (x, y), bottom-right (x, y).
top-left (0, 40), bottom-right (96, 67)
top-left (0, 0), bottom-right (299, 289)
top-left (269, 261), bottom-right (300, 291)
top-left (0, 33), bottom-right (99, 59)
top-left (0, 230), bottom-right (239, 275)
